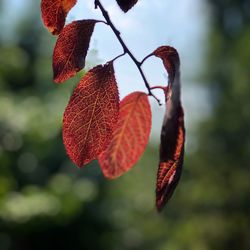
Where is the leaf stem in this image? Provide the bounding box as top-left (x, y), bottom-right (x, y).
top-left (95, 0), bottom-right (161, 106)
top-left (140, 53), bottom-right (154, 65)
top-left (109, 52), bottom-right (126, 63)
top-left (150, 86), bottom-right (168, 92)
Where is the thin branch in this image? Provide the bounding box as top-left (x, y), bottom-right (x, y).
top-left (140, 53), bottom-right (154, 65)
top-left (109, 52), bottom-right (126, 63)
top-left (95, 0), bottom-right (161, 105)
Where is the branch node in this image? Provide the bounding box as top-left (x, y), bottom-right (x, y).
top-left (148, 93), bottom-right (162, 106)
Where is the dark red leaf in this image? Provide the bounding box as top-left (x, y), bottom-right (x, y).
top-left (63, 63), bottom-right (119, 167)
top-left (153, 46), bottom-right (180, 86)
top-left (41, 0), bottom-right (77, 35)
top-left (53, 20), bottom-right (98, 83)
top-left (98, 91), bottom-right (152, 179)
top-left (153, 46), bottom-right (185, 211)
top-left (156, 105), bottom-right (185, 211)
top-left (116, 0), bottom-right (139, 12)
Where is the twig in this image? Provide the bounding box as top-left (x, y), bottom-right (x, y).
top-left (95, 0), bottom-right (161, 106)
top-left (109, 52), bottom-right (126, 63)
top-left (140, 53), bottom-right (154, 65)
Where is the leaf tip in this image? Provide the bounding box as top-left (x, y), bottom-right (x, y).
top-left (116, 0), bottom-right (139, 12)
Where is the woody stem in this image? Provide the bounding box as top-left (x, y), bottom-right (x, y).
top-left (95, 0), bottom-right (161, 105)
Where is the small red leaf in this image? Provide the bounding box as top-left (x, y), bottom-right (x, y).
top-left (116, 0), bottom-right (139, 12)
top-left (153, 46), bottom-right (180, 86)
top-left (53, 20), bottom-right (98, 83)
top-left (63, 63), bottom-right (119, 167)
top-left (41, 0), bottom-right (77, 35)
top-left (156, 105), bottom-right (185, 211)
top-left (98, 91), bottom-right (152, 179)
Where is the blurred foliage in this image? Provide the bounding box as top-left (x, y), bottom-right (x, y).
top-left (189, 0), bottom-right (250, 249)
top-left (0, 0), bottom-right (249, 250)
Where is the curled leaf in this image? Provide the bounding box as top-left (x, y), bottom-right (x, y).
top-left (63, 63), bottom-right (119, 167)
top-left (156, 105), bottom-right (185, 211)
top-left (116, 0), bottom-right (139, 12)
top-left (153, 46), bottom-right (185, 211)
top-left (53, 20), bottom-right (98, 83)
top-left (153, 46), bottom-right (180, 86)
top-left (41, 0), bottom-right (77, 35)
top-left (98, 91), bottom-right (152, 179)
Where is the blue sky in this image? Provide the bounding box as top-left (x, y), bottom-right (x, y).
top-left (69, 0), bottom-right (209, 96)
top-left (70, 0), bottom-right (211, 144)
top-left (1, 0), bottom-right (211, 146)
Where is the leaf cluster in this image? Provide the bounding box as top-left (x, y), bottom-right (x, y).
top-left (40, 0), bottom-right (186, 211)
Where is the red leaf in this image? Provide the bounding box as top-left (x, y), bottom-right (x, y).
top-left (116, 0), bottom-right (139, 12)
top-left (98, 92), bottom-right (152, 179)
top-left (41, 0), bottom-right (77, 35)
top-left (156, 105), bottom-right (185, 211)
top-left (153, 46), bottom-right (180, 86)
top-left (63, 63), bottom-right (119, 167)
top-left (53, 20), bottom-right (98, 83)
top-left (153, 46), bottom-right (185, 211)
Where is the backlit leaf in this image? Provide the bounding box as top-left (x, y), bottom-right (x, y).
top-left (98, 91), bottom-right (152, 179)
top-left (153, 46), bottom-right (180, 86)
top-left (53, 20), bottom-right (98, 83)
top-left (153, 46), bottom-right (185, 211)
top-left (63, 63), bottom-right (119, 167)
top-left (116, 0), bottom-right (139, 12)
top-left (156, 105), bottom-right (185, 211)
top-left (41, 0), bottom-right (77, 35)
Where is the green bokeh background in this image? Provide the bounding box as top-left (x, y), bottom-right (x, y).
top-left (0, 0), bottom-right (249, 249)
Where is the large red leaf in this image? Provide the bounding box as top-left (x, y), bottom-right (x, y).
top-left (98, 91), bottom-right (152, 179)
top-left (153, 46), bottom-right (185, 211)
top-left (116, 0), bottom-right (139, 12)
top-left (53, 20), bottom-right (98, 83)
top-left (41, 0), bottom-right (77, 35)
top-left (63, 63), bottom-right (119, 167)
